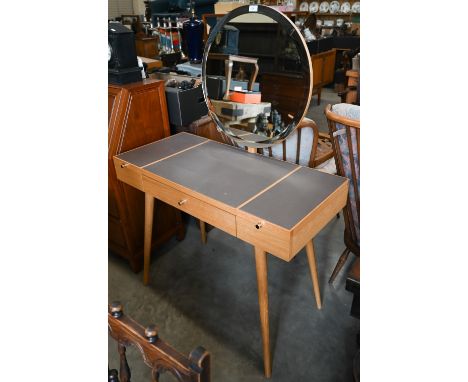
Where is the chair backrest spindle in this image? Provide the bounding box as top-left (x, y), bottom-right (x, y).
top-left (325, 103), bottom-right (360, 252)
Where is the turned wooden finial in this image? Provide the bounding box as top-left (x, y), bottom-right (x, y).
top-left (108, 368), bottom-right (119, 382)
top-left (110, 301), bottom-right (123, 318)
top-left (145, 325), bottom-right (159, 343)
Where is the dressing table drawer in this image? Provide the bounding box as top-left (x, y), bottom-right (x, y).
top-left (142, 175), bottom-right (236, 236)
top-left (236, 215), bottom-right (292, 261)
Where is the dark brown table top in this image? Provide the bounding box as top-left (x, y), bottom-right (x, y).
top-left (116, 133), bottom-right (347, 229)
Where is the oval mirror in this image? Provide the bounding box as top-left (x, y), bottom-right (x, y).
top-left (202, 5), bottom-right (312, 148)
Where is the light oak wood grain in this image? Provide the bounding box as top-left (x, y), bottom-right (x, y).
top-left (142, 175), bottom-right (237, 237)
top-left (113, 133), bottom-right (349, 378)
top-left (138, 167), bottom-right (240, 215)
top-left (254, 247), bottom-right (271, 378)
top-left (306, 240), bottom-right (322, 309)
top-left (114, 159), bottom-right (144, 190)
top-left (199, 220), bottom-right (207, 244)
top-left (290, 180), bottom-right (348, 258)
top-left (237, 214), bottom-right (291, 261)
top-left (144, 193), bottom-right (155, 286)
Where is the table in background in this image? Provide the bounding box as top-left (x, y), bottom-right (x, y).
top-left (345, 69), bottom-right (359, 104)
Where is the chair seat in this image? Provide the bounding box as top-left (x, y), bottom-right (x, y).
top-left (300, 118), bottom-right (334, 168)
top-left (315, 157), bottom-right (336, 174)
top-left (258, 118), bottom-right (335, 172)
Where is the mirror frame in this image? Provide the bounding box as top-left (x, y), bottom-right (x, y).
top-left (201, 4), bottom-right (313, 148)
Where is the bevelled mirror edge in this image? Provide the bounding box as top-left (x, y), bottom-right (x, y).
top-left (201, 4), bottom-right (313, 148)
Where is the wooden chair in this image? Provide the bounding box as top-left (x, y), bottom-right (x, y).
top-left (258, 118), bottom-right (334, 168)
top-left (346, 257), bottom-right (360, 318)
top-left (108, 302), bottom-right (211, 382)
top-left (325, 103), bottom-right (360, 284)
top-left (338, 70), bottom-right (360, 105)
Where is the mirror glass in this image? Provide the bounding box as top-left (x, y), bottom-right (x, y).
top-left (202, 5), bottom-right (312, 147)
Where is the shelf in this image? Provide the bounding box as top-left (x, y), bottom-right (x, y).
top-left (314, 13), bottom-right (360, 17)
top-left (237, 52), bottom-right (276, 59)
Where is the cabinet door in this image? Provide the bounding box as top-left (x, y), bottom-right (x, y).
top-left (108, 80), bottom-right (179, 272)
top-left (118, 83), bottom-right (170, 153)
top-left (322, 50), bottom-right (337, 85)
top-left (312, 56), bottom-right (324, 88)
top-left (108, 87), bottom-right (123, 146)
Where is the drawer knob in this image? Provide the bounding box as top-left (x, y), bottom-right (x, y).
top-left (255, 221), bottom-right (264, 229)
top-left (120, 163), bottom-right (129, 168)
top-left (178, 199), bottom-right (188, 206)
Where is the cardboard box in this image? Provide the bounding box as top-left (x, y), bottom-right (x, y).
top-left (165, 85), bottom-right (208, 126)
top-left (229, 90), bottom-right (261, 104)
top-left (210, 99), bottom-right (271, 121)
top-left (206, 75), bottom-right (260, 100)
top-left (214, 1), bottom-right (247, 14)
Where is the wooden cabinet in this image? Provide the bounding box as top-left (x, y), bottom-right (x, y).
top-left (135, 36), bottom-right (159, 58)
top-left (261, 72), bottom-right (310, 117)
top-left (311, 48), bottom-right (337, 104)
top-left (108, 79), bottom-right (184, 272)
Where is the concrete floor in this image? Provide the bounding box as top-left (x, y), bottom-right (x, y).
top-left (108, 87), bottom-right (359, 381)
top-left (306, 87), bottom-right (340, 134)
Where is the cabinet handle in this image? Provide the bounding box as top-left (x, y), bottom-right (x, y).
top-left (255, 221), bottom-right (264, 229)
top-left (121, 163), bottom-right (129, 168)
top-left (178, 199), bottom-right (187, 206)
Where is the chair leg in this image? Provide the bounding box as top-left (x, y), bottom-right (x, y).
top-left (328, 247), bottom-right (351, 284)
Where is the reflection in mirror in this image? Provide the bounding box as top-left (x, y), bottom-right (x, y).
top-left (202, 5), bottom-right (312, 147)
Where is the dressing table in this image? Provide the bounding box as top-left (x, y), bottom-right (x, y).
top-left (114, 133), bottom-right (348, 377)
top-left (113, 5), bottom-right (348, 377)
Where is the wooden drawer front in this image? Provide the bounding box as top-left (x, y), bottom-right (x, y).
top-left (142, 176), bottom-right (236, 236)
top-left (236, 215), bottom-right (291, 261)
top-left (114, 158), bottom-right (144, 191)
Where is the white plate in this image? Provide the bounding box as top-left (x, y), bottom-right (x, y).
top-left (351, 1), bottom-right (360, 13)
top-left (340, 1), bottom-right (351, 13)
top-left (299, 1), bottom-right (309, 11)
top-left (309, 2), bottom-right (319, 13)
top-left (330, 1), bottom-right (340, 13)
top-left (319, 1), bottom-right (330, 13)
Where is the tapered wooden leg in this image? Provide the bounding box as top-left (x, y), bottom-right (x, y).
top-left (143, 193), bottom-right (155, 286)
top-left (199, 220), bottom-right (207, 244)
top-left (306, 240), bottom-right (322, 309)
top-left (328, 247), bottom-right (351, 284)
top-left (254, 247), bottom-right (271, 378)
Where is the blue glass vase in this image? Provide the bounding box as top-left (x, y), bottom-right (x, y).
top-left (182, 10), bottom-right (204, 64)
